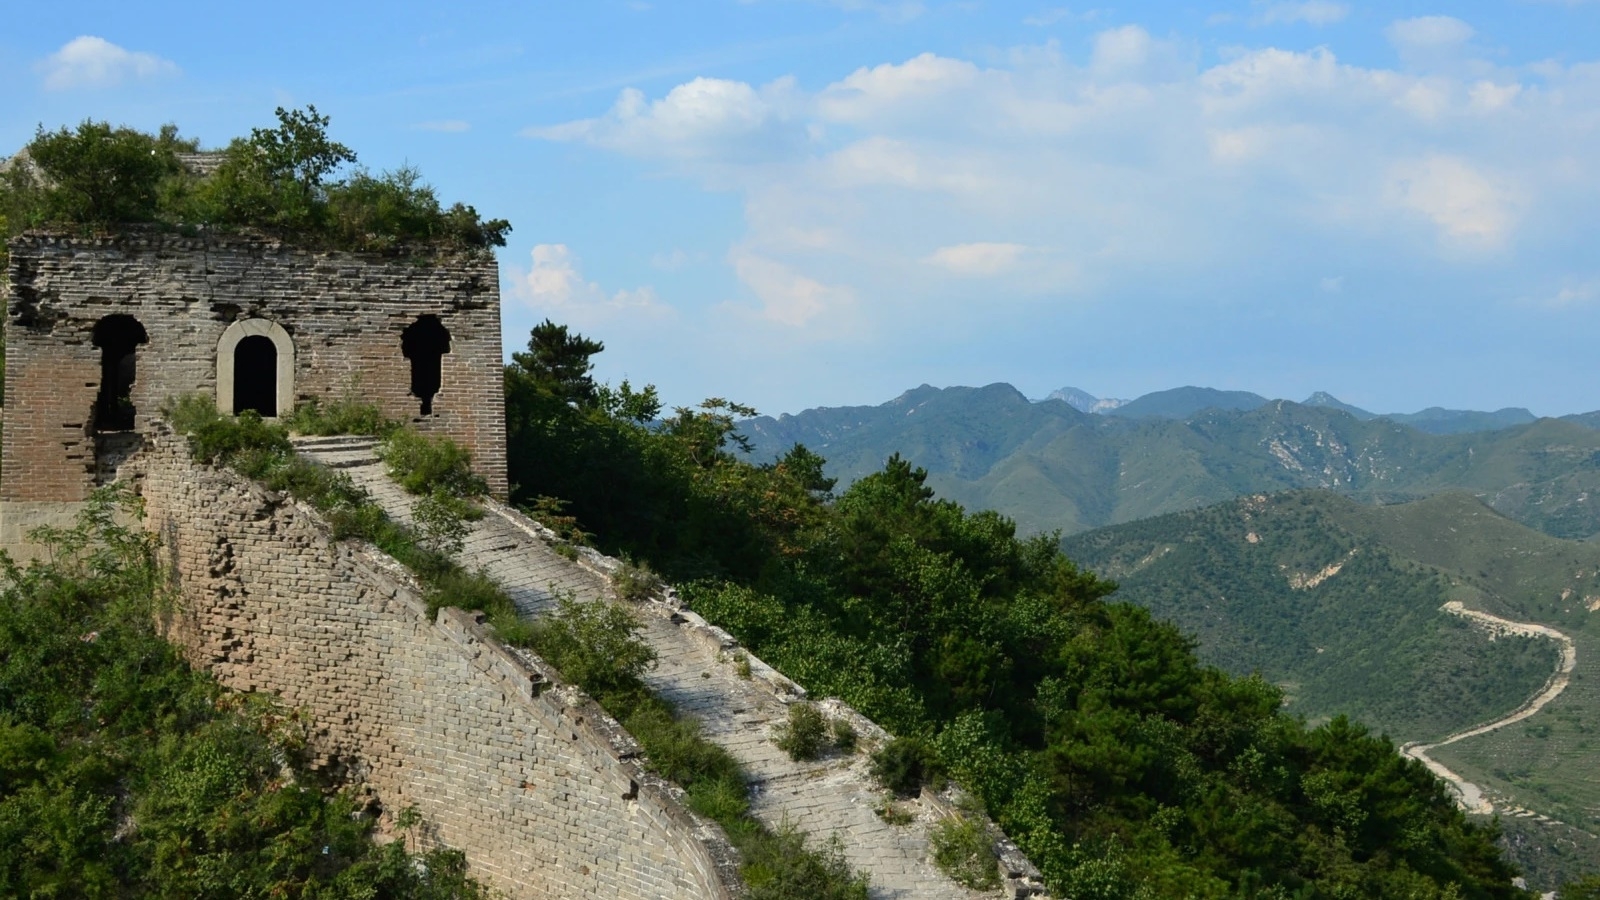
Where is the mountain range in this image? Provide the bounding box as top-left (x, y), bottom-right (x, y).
top-left (1043, 385), bottom-right (1555, 435)
top-left (739, 383), bottom-right (1600, 541)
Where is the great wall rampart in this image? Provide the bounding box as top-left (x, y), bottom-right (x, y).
top-left (139, 427), bottom-right (740, 898)
top-left (5, 228), bottom-right (1049, 899)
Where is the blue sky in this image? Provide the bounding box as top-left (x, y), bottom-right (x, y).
top-left (5, 1), bottom-right (1598, 417)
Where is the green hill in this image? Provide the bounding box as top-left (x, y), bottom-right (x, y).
top-left (1060, 491), bottom-right (1577, 742)
top-left (740, 386), bottom-right (1600, 540)
top-left (1062, 490), bottom-right (1600, 888)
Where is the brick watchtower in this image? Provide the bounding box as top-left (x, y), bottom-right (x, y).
top-left (0, 230), bottom-right (507, 555)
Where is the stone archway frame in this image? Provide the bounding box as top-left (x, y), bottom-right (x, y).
top-left (217, 318), bottom-right (295, 418)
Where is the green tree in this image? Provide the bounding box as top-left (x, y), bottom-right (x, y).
top-left (511, 319), bottom-right (608, 408)
top-left (22, 120), bottom-right (192, 227)
top-left (200, 105), bottom-right (355, 232)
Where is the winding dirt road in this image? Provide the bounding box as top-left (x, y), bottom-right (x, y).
top-left (1400, 602), bottom-right (1578, 815)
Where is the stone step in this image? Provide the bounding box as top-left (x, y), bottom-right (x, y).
top-left (291, 434), bottom-right (382, 451)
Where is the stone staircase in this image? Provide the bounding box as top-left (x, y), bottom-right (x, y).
top-left (291, 435), bottom-right (1047, 900)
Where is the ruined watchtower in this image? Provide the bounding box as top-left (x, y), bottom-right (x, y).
top-left (1, 229), bottom-right (507, 551)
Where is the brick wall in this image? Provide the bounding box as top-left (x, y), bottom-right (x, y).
top-left (138, 429), bottom-right (738, 899)
top-left (3, 231), bottom-right (508, 505)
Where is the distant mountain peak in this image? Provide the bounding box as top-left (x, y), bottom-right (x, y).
top-left (1109, 386), bottom-right (1269, 420)
top-left (1041, 386), bottom-right (1127, 414)
top-left (1303, 392), bottom-right (1374, 420)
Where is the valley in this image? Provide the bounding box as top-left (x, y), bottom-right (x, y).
top-left (740, 384), bottom-right (1600, 890)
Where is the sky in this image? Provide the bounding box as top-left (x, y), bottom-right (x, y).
top-left (4, 1), bottom-right (1598, 418)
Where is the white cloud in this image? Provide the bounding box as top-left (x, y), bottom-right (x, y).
top-left (1386, 16), bottom-right (1474, 51)
top-left (1468, 80), bottom-right (1522, 112)
top-left (1386, 156), bottom-right (1521, 247)
top-left (510, 244), bottom-right (671, 325)
top-left (1523, 280), bottom-right (1600, 309)
top-left (525, 76), bottom-right (803, 164)
top-left (1320, 275), bottom-right (1344, 293)
top-left (729, 250), bottom-right (857, 328)
top-left (1258, 1), bottom-right (1349, 26)
top-left (817, 54), bottom-right (980, 123)
top-left (533, 26), bottom-right (1600, 344)
top-left (924, 242), bottom-right (1028, 275)
top-left (36, 36), bottom-right (178, 90)
top-left (413, 119), bottom-right (470, 133)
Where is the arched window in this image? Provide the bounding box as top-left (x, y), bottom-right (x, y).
top-left (401, 315), bottom-right (451, 416)
top-left (216, 319), bottom-right (295, 418)
top-left (92, 315), bottom-right (148, 432)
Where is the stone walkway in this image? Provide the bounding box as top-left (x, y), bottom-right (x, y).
top-left (293, 436), bottom-right (1041, 900)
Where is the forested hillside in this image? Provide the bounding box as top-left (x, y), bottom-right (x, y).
top-left (504, 321), bottom-right (1543, 899)
top-left (1063, 490), bottom-right (1600, 890)
top-left (739, 384), bottom-right (1600, 540)
top-left (1060, 491), bottom-right (1587, 741)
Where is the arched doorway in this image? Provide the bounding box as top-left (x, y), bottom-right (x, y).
top-left (402, 315), bottom-right (451, 416)
top-left (216, 318), bottom-right (295, 418)
top-left (233, 335), bottom-right (277, 416)
top-left (92, 314), bottom-right (148, 432)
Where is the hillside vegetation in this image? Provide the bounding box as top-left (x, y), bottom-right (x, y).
top-left (739, 384), bottom-right (1600, 540)
top-left (1060, 491), bottom-right (1583, 742)
top-left (504, 321), bottom-right (1535, 899)
top-left (1062, 490), bottom-right (1600, 889)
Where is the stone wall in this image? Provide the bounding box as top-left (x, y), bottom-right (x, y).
top-left (2, 231), bottom-right (507, 526)
top-left (138, 429), bottom-right (737, 900)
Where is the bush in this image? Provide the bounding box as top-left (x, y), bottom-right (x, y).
top-left (164, 395), bottom-right (291, 464)
top-left (413, 488), bottom-right (471, 557)
top-left (741, 823), bottom-right (870, 900)
top-left (929, 815), bottom-right (1000, 891)
top-left (870, 736), bottom-right (940, 797)
top-left (775, 703), bottom-right (830, 761)
top-left (21, 120), bottom-right (192, 228)
top-left (612, 557), bottom-right (662, 601)
top-left (527, 595), bottom-right (657, 697)
top-left (287, 395), bottom-right (396, 437)
top-left (380, 429), bottom-right (487, 499)
top-left (831, 718), bottom-right (857, 755)
top-left (3, 107), bottom-right (510, 253)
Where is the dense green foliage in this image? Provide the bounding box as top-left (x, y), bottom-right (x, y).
top-left (1063, 489), bottom-right (1600, 889)
top-left (1061, 491), bottom-right (1565, 741)
top-left (0, 488), bottom-right (488, 898)
top-left (1, 108), bottom-right (509, 260)
top-left (738, 383), bottom-right (1600, 540)
top-left (506, 324), bottom-right (1535, 898)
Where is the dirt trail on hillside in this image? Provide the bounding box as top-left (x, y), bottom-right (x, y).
top-left (1400, 602), bottom-right (1578, 815)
